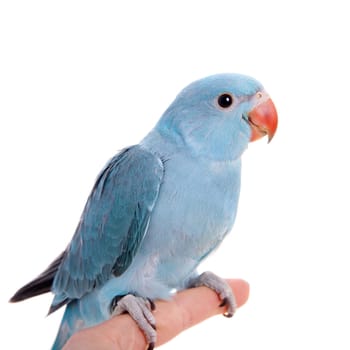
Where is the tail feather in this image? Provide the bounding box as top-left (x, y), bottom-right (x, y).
top-left (51, 300), bottom-right (80, 350)
top-left (10, 251), bottom-right (66, 303)
top-left (51, 290), bottom-right (107, 349)
top-left (48, 297), bottom-right (70, 315)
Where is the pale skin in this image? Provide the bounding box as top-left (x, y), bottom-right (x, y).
top-left (63, 279), bottom-right (249, 350)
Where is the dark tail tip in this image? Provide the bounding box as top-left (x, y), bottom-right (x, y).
top-left (9, 294), bottom-right (22, 303)
top-left (9, 279), bottom-right (52, 303)
top-left (47, 298), bottom-right (69, 315)
top-left (9, 251), bottom-right (66, 304)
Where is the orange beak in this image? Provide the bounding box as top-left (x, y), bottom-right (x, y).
top-left (248, 97), bottom-right (278, 142)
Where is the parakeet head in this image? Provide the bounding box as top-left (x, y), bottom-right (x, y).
top-left (156, 73), bottom-right (278, 161)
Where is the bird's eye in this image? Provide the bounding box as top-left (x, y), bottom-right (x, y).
top-left (217, 93), bottom-right (234, 108)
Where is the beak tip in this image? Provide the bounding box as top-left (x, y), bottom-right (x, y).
top-left (267, 130), bottom-right (276, 143)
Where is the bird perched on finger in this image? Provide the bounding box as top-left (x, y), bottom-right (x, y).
top-left (10, 73), bottom-right (278, 350)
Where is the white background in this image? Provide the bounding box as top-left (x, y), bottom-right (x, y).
top-left (1, 1), bottom-right (349, 349)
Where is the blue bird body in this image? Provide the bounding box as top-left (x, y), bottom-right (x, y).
top-left (10, 73), bottom-right (278, 349)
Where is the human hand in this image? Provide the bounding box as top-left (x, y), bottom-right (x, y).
top-left (63, 279), bottom-right (249, 350)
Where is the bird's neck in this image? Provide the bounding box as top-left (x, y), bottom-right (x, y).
top-left (140, 128), bottom-right (245, 166)
top-left (140, 128), bottom-right (182, 160)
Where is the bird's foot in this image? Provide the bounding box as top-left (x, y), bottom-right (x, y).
top-left (188, 271), bottom-right (237, 317)
top-left (111, 294), bottom-right (156, 350)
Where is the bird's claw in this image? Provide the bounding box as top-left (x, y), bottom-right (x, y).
top-left (111, 294), bottom-right (157, 349)
top-left (188, 271), bottom-right (237, 317)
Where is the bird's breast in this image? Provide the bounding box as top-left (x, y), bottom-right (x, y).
top-left (140, 153), bottom-right (242, 286)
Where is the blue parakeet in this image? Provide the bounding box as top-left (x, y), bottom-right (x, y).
top-left (10, 73), bottom-right (278, 349)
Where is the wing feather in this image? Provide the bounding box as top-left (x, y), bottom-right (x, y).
top-left (52, 146), bottom-right (164, 304)
top-left (10, 145), bottom-right (164, 312)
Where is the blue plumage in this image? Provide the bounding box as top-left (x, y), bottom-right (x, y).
top-left (50, 146), bottom-right (164, 311)
top-left (10, 73), bottom-right (278, 349)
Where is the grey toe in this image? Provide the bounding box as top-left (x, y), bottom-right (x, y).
top-left (112, 294), bottom-right (157, 345)
top-left (188, 271), bottom-right (237, 317)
